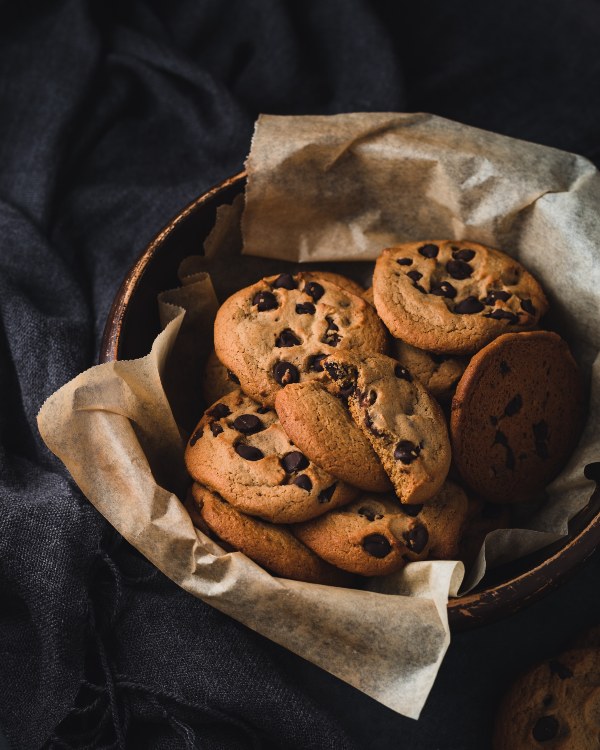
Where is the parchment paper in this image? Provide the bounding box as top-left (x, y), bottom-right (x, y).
top-left (38, 112), bottom-right (600, 719)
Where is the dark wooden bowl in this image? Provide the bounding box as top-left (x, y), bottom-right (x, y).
top-left (100, 171), bottom-right (600, 630)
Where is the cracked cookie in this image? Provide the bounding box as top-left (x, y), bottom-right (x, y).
top-left (214, 272), bottom-right (388, 406)
top-left (185, 389), bottom-right (359, 523)
top-left (274, 381), bottom-right (391, 492)
top-left (493, 648), bottom-right (600, 749)
top-left (451, 331), bottom-right (583, 503)
top-left (187, 483), bottom-right (353, 586)
top-left (373, 240), bottom-right (548, 355)
top-left (323, 352), bottom-right (451, 504)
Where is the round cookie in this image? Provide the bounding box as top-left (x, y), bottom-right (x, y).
top-left (493, 648), bottom-right (600, 749)
top-left (188, 484), bottom-right (353, 586)
top-left (323, 352), bottom-right (451, 504)
top-left (451, 331), bottom-right (583, 503)
top-left (391, 338), bottom-right (468, 402)
top-left (201, 349), bottom-right (240, 407)
top-left (274, 381), bottom-right (391, 492)
top-left (214, 272), bottom-right (388, 406)
top-left (302, 270), bottom-right (365, 298)
top-left (185, 389), bottom-right (359, 523)
top-left (373, 240), bottom-right (548, 355)
top-left (292, 495), bottom-right (432, 576)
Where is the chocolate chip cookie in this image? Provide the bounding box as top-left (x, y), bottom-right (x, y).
top-left (373, 240), bottom-right (548, 355)
top-left (323, 352), bottom-right (451, 504)
top-left (185, 389), bottom-right (359, 523)
top-left (451, 331), bottom-right (583, 503)
top-left (214, 272), bottom-right (388, 406)
top-left (391, 338), bottom-right (468, 402)
top-left (493, 648), bottom-right (600, 749)
top-left (274, 381), bottom-right (391, 492)
top-left (292, 495), bottom-right (432, 576)
top-left (188, 483), bottom-right (353, 586)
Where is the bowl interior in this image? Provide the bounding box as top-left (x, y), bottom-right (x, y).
top-left (101, 173), bottom-right (600, 630)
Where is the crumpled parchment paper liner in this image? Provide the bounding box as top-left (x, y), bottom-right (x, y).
top-left (38, 112), bottom-right (600, 720)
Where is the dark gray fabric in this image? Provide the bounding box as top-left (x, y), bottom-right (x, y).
top-left (1, 1), bottom-right (599, 748)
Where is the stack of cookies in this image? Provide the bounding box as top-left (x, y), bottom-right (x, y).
top-left (184, 240), bottom-right (583, 585)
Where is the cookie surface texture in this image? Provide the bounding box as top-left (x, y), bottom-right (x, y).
top-left (391, 338), bottom-right (467, 402)
top-left (214, 272), bottom-right (388, 406)
top-left (185, 389), bottom-right (359, 523)
top-left (373, 240), bottom-right (548, 354)
top-left (324, 352), bottom-right (451, 504)
top-left (292, 495), bottom-right (431, 576)
top-left (274, 381), bottom-right (391, 492)
top-left (451, 331), bottom-right (583, 503)
top-left (189, 484), bottom-right (352, 586)
top-left (493, 648), bottom-right (600, 749)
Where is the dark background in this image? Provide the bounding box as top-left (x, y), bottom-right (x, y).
top-left (1, 1), bottom-right (600, 748)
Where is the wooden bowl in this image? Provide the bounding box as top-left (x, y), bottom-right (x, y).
top-left (100, 171), bottom-right (600, 630)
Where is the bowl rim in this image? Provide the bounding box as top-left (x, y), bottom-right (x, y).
top-left (100, 170), bottom-right (600, 630)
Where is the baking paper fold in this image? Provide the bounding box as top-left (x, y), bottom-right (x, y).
top-left (38, 112), bottom-right (600, 719)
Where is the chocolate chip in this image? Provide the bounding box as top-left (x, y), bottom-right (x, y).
top-left (504, 394), bottom-right (523, 416)
top-left (256, 406), bottom-right (271, 414)
top-left (273, 361), bottom-right (299, 386)
top-left (490, 416), bottom-right (498, 426)
top-left (363, 534), bottom-right (392, 558)
top-left (403, 524), bottom-right (429, 553)
top-left (413, 283), bottom-right (428, 295)
top-left (358, 506), bottom-right (383, 521)
top-left (396, 258), bottom-right (413, 266)
top-left (252, 291), bottom-right (278, 311)
top-left (394, 364), bottom-right (413, 381)
top-left (338, 382), bottom-right (355, 398)
top-left (454, 296), bottom-right (484, 314)
top-left (207, 403), bottom-right (231, 419)
top-left (189, 428), bottom-right (203, 446)
top-left (494, 430), bottom-right (508, 447)
top-left (418, 243), bottom-right (439, 258)
top-left (500, 360), bottom-right (511, 375)
top-left (307, 353), bottom-right (327, 372)
top-left (394, 440), bottom-right (421, 464)
top-left (532, 716), bottom-right (559, 742)
top-left (275, 329), bottom-right (301, 347)
top-left (318, 484), bottom-right (337, 503)
top-left (430, 353), bottom-right (450, 365)
top-left (542, 694), bottom-right (554, 708)
top-left (234, 443), bottom-right (264, 461)
top-left (399, 503), bottom-right (423, 517)
top-left (407, 270), bottom-right (423, 282)
top-left (281, 451), bottom-right (309, 473)
top-left (295, 302), bottom-right (316, 315)
top-left (209, 422), bottom-right (223, 437)
top-left (304, 281), bottom-right (324, 302)
top-left (549, 660), bottom-right (573, 680)
top-left (494, 430), bottom-right (515, 469)
top-left (323, 332), bottom-right (341, 346)
top-left (446, 259), bottom-right (473, 280)
top-left (227, 370), bottom-right (240, 384)
top-left (359, 390), bottom-right (377, 407)
top-left (483, 289), bottom-right (512, 305)
top-left (430, 281), bottom-right (457, 298)
top-left (273, 273), bottom-right (297, 290)
top-left (232, 414), bottom-right (264, 435)
top-left (451, 248), bottom-right (476, 262)
top-left (293, 474), bottom-right (312, 492)
top-left (533, 421), bottom-right (548, 441)
top-left (484, 309), bottom-right (519, 323)
top-left (324, 315), bottom-right (339, 331)
top-left (521, 298), bottom-right (536, 315)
